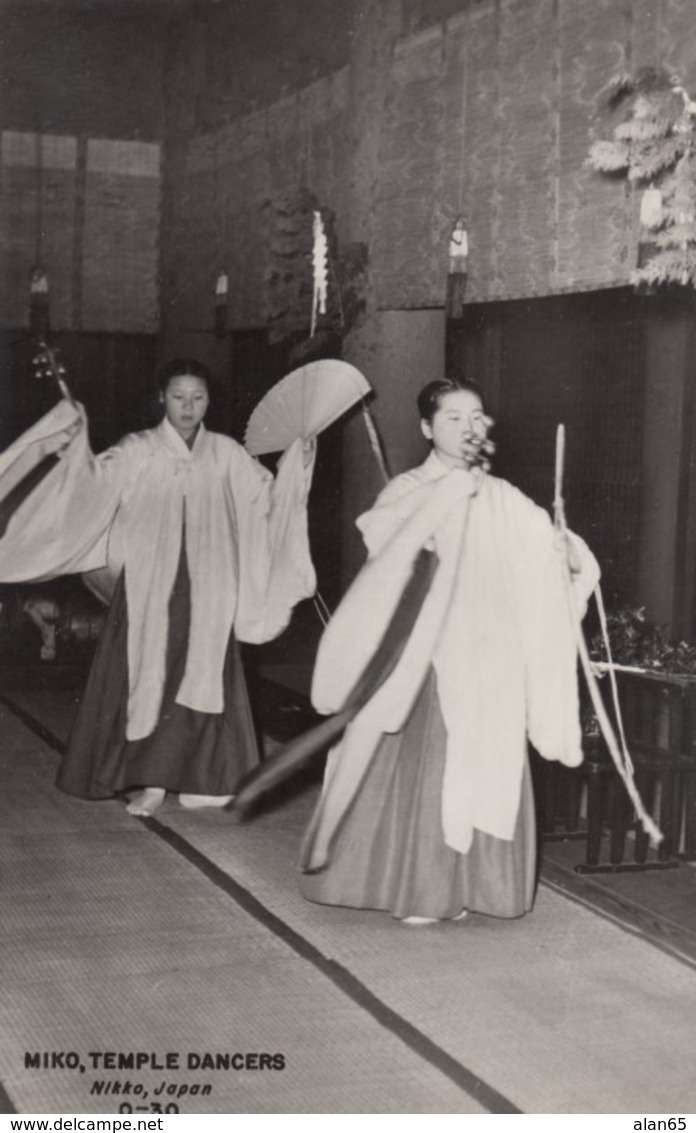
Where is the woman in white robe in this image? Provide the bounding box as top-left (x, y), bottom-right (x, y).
top-left (300, 379), bottom-right (599, 922)
top-left (0, 360), bottom-right (316, 816)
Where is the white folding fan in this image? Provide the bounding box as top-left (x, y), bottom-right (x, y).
top-left (244, 359), bottom-right (371, 456)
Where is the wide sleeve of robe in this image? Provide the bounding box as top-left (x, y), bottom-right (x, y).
top-left (355, 471), bottom-right (441, 559)
top-left (228, 437), bottom-right (317, 644)
top-left (0, 400), bottom-right (132, 585)
top-left (311, 467), bottom-right (479, 715)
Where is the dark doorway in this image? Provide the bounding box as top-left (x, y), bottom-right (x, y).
top-left (447, 288), bottom-right (645, 607)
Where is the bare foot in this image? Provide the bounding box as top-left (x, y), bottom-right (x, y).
top-left (178, 794), bottom-right (234, 809)
top-left (126, 788), bottom-right (166, 816)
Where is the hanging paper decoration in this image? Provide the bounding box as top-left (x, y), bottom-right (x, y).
top-left (446, 217), bottom-right (468, 319)
top-left (214, 269), bottom-right (229, 337)
top-left (263, 189), bottom-right (325, 345)
top-left (449, 216), bottom-right (469, 270)
top-left (262, 189), bottom-right (363, 348)
top-left (29, 266), bottom-right (50, 339)
top-left (639, 187), bottom-right (664, 229)
top-left (311, 210), bottom-right (328, 338)
top-left (672, 83), bottom-right (696, 118)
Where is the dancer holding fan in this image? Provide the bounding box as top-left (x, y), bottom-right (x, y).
top-left (0, 357), bottom-right (318, 816)
top-left (295, 379), bottom-right (601, 923)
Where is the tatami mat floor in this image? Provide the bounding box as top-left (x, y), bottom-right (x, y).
top-left (2, 680), bottom-right (696, 1115)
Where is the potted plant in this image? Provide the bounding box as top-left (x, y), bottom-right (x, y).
top-left (587, 606), bottom-right (696, 754)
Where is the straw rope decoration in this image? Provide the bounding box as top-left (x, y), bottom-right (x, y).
top-left (554, 424), bottom-right (662, 846)
top-left (307, 202), bottom-right (391, 486)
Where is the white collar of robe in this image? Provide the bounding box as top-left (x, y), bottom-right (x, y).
top-left (159, 414), bottom-right (207, 458)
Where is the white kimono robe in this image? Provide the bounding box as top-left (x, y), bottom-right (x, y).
top-left (302, 451), bottom-right (599, 869)
top-left (0, 400), bottom-right (316, 741)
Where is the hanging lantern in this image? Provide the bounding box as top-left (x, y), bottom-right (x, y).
top-left (214, 269), bottom-right (229, 337)
top-left (449, 216), bottom-right (469, 270)
top-left (446, 217), bottom-right (468, 319)
top-left (29, 265), bottom-right (50, 339)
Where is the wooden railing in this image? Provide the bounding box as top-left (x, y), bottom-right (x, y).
top-left (535, 670), bottom-right (696, 873)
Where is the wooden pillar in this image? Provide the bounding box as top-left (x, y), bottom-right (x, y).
top-left (637, 291), bottom-right (696, 639)
top-left (342, 309), bottom-right (446, 582)
top-left (671, 293), bottom-right (696, 640)
top-left (340, 0), bottom-right (450, 583)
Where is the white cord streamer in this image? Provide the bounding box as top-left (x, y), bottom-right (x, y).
top-left (311, 210), bottom-right (328, 338)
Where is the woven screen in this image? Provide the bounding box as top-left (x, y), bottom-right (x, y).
top-left (82, 139), bottom-right (160, 333)
top-left (0, 131), bottom-right (161, 333)
top-left (0, 132), bottom-right (77, 329)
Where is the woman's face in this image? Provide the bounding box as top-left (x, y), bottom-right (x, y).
top-left (421, 389), bottom-right (489, 470)
top-left (162, 374), bottom-right (209, 441)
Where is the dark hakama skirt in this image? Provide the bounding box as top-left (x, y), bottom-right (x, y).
top-left (300, 670), bottom-right (536, 920)
top-left (56, 545), bottom-right (260, 800)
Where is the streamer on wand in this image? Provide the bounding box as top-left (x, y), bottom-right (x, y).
top-left (0, 344), bottom-right (76, 539)
top-left (33, 341), bottom-right (75, 407)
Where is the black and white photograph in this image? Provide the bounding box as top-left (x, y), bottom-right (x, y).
top-left (1, 0), bottom-right (696, 1118)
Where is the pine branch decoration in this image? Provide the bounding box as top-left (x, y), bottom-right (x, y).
top-left (262, 188), bottom-right (347, 347)
top-left (587, 68), bottom-right (696, 287)
top-left (590, 606), bottom-right (696, 676)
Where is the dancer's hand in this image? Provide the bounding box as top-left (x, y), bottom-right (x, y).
top-left (41, 417), bottom-right (82, 460)
top-left (555, 528), bottom-right (582, 574)
top-left (302, 438), bottom-right (316, 469)
top-left (433, 467), bottom-right (477, 509)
